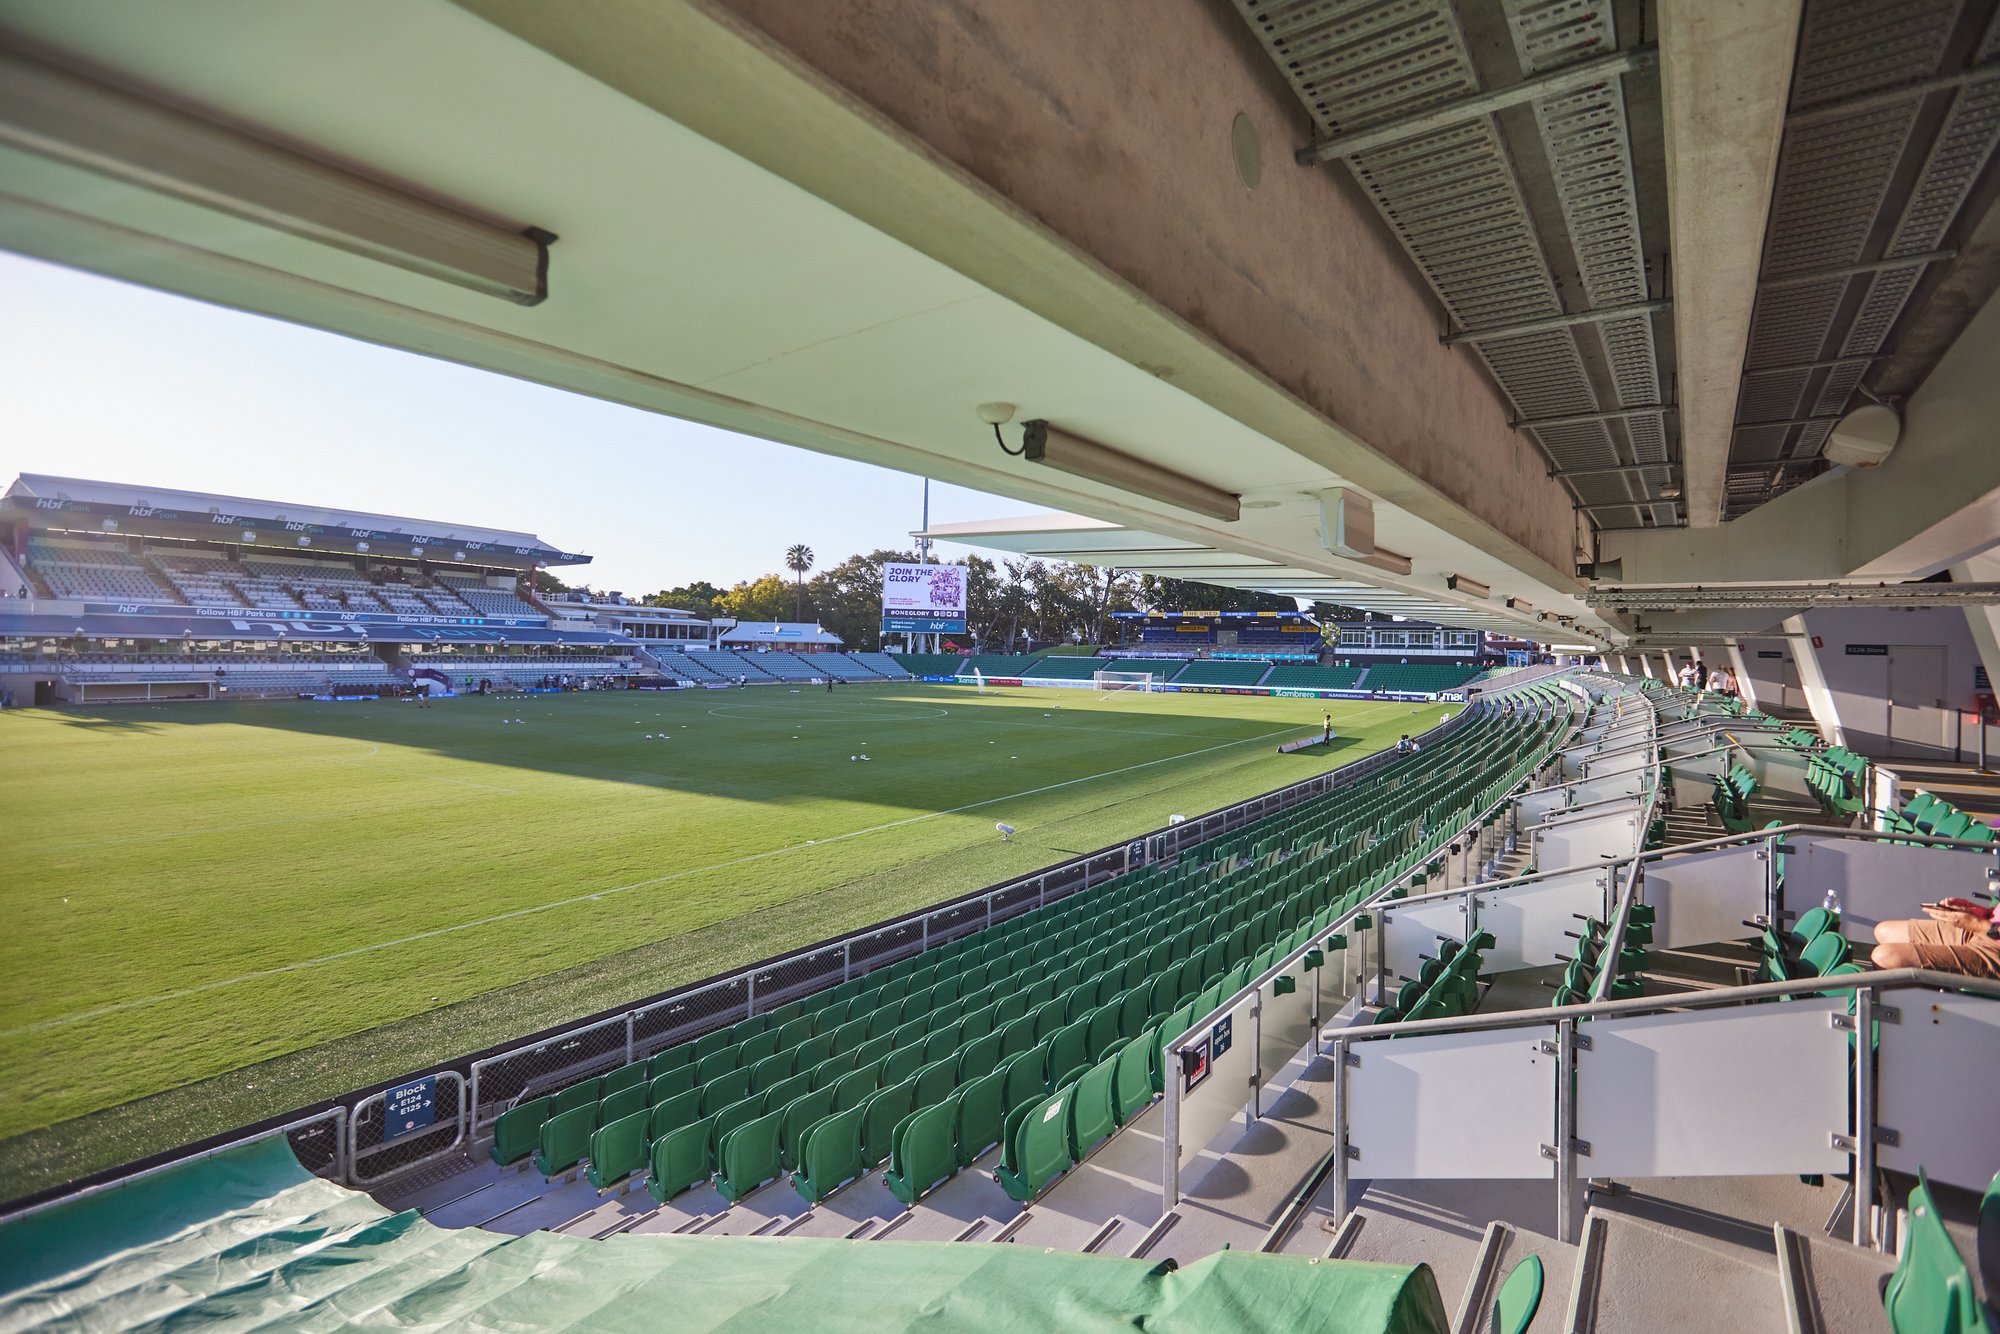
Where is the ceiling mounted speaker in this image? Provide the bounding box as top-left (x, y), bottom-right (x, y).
top-left (1824, 403), bottom-right (1901, 469)
top-left (1318, 488), bottom-right (1375, 558)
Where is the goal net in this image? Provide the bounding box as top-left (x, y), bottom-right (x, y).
top-left (1093, 669), bottom-right (1157, 693)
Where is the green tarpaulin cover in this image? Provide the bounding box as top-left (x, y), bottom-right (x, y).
top-left (0, 1139), bottom-right (1446, 1332)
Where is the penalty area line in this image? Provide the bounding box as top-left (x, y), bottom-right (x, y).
top-left (0, 720), bottom-right (1318, 1038)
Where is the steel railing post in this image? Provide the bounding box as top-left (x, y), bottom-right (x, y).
top-left (1330, 1036), bottom-right (1351, 1227)
top-left (1555, 1017), bottom-right (1579, 1244)
top-left (1162, 1058), bottom-right (1181, 1211)
top-left (1853, 987), bottom-right (1877, 1248)
top-left (842, 940), bottom-right (851, 983)
top-left (625, 1013), bottom-right (635, 1063)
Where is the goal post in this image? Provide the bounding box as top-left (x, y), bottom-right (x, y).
top-left (1093, 669), bottom-right (1157, 693)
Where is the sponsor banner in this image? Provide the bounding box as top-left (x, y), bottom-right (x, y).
top-left (310, 694), bottom-right (380, 701)
top-left (921, 674), bottom-right (961, 684)
top-left (881, 615), bottom-right (968, 634)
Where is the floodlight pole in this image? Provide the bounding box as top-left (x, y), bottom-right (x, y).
top-left (920, 478), bottom-right (933, 653)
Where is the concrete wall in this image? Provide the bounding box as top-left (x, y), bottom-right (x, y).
top-left (708, 0), bottom-right (1580, 576)
top-left (1795, 608), bottom-right (1984, 760)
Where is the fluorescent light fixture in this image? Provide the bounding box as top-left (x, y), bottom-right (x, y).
top-left (1445, 573), bottom-right (1490, 599)
top-left (1505, 596), bottom-right (1534, 613)
top-left (1020, 420), bottom-right (1239, 522)
top-left (0, 51), bottom-right (554, 304)
top-left (1365, 548), bottom-right (1414, 576)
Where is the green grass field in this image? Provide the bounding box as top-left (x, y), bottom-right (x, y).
top-left (0, 683), bottom-right (1446, 1199)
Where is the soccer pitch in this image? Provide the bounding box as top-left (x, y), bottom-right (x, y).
top-left (0, 683), bottom-right (1448, 1197)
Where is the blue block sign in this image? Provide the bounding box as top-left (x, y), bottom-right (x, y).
top-left (1210, 1015), bottom-right (1234, 1060)
top-left (384, 1075), bottom-right (439, 1142)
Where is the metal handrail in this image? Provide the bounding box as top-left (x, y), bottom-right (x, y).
top-left (1165, 702), bottom-right (1583, 1060)
top-left (1343, 966), bottom-right (2000, 1042)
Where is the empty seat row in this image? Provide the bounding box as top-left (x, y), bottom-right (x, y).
top-left (482, 688), bottom-right (1578, 1207)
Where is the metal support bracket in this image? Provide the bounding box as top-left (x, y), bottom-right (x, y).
top-left (1830, 1131), bottom-right (1856, 1153)
top-left (1831, 1012), bottom-right (1857, 1032)
top-left (1875, 1126), bottom-right (1901, 1148)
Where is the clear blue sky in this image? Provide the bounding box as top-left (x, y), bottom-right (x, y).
top-left (0, 253), bottom-right (1026, 592)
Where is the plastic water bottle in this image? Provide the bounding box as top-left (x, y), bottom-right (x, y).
top-left (1822, 887), bottom-right (1842, 921)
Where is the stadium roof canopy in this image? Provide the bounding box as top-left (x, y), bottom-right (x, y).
top-left (928, 515), bottom-right (1541, 637)
top-left (717, 621), bottom-right (842, 647)
top-left (3, 474), bottom-right (590, 567)
top-left (0, 2), bottom-right (1994, 654)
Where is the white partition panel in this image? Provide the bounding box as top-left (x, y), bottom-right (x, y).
top-left (1518, 788), bottom-right (1574, 825)
top-left (1877, 992), bottom-right (2000, 1192)
top-left (1573, 772), bottom-right (1647, 807)
top-left (1174, 1004), bottom-right (1259, 1166)
top-left (1380, 895), bottom-right (1471, 983)
top-left (1256, 967), bottom-right (1318, 1100)
top-left (1478, 870), bottom-right (1609, 971)
top-left (1536, 809), bottom-right (1641, 874)
top-left (1347, 1026), bottom-right (1556, 1179)
top-left (1584, 749), bottom-right (1651, 780)
top-left (1786, 836), bottom-right (1997, 936)
top-left (1580, 999), bottom-right (1851, 1177)
top-left (1642, 845), bottom-right (1769, 949)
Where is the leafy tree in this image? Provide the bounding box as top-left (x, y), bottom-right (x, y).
top-left (715, 573), bottom-right (793, 624)
top-left (784, 544), bottom-right (814, 621)
top-left (645, 581), bottom-right (724, 620)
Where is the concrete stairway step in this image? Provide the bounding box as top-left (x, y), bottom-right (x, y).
top-left (1573, 1207), bottom-right (1783, 1333)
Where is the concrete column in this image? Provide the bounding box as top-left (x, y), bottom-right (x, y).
top-left (1951, 550), bottom-right (2000, 767)
top-left (1638, 654), bottom-right (1656, 680)
top-left (1782, 615), bottom-right (1844, 745)
top-left (1727, 642), bottom-right (1761, 711)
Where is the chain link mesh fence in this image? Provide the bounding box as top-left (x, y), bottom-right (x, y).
top-left (349, 1072), bottom-right (467, 1187)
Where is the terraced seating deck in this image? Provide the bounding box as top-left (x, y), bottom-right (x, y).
top-left (1021, 656), bottom-right (1111, 680)
top-left (483, 685), bottom-right (1575, 1210)
top-left (1358, 664), bottom-right (1479, 694)
top-left (889, 653), bottom-right (968, 677)
top-left (1170, 660), bottom-right (1269, 686)
top-left (1262, 664), bottom-right (1365, 690)
top-left (958, 654), bottom-right (1043, 677)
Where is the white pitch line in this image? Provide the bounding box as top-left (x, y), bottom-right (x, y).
top-left (0, 719), bottom-right (1321, 1038)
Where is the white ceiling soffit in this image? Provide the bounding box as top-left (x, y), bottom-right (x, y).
top-left (0, 1), bottom-right (1601, 640)
top-left (920, 515), bottom-right (1578, 637)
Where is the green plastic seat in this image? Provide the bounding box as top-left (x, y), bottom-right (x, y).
top-left (1883, 1170), bottom-right (1993, 1334)
top-left (778, 1085), bottom-right (838, 1171)
top-left (953, 1067), bottom-right (1009, 1166)
top-left (1067, 1055), bottom-right (1118, 1159)
top-left (1490, 1254), bottom-right (1543, 1334)
top-left (884, 1098), bottom-right (959, 1205)
top-left (793, 1103), bottom-right (866, 1203)
top-left (1111, 1033), bottom-right (1155, 1125)
top-left (550, 1078), bottom-right (601, 1116)
top-left (1045, 1019), bottom-right (1090, 1086)
top-left (912, 1056), bottom-right (958, 1110)
top-left (995, 1084), bottom-right (1076, 1203)
top-left (695, 1046), bottom-right (740, 1084)
top-left (585, 1108), bottom-right (651, 1191)
top-left (1000, 1042), bottom-right (1050, 1115)
top-left (832, 1060), bottom-right (882, 1113)
top-left (648, 1087), bottom-right (702, 1140)
top-left (533, 1103), bottom-right (598, 1177)
top-left (647, 1046), bottom-right (693, 1079)
top-left (709, 1091), bottom-right (767, 1164)
top-left (698, 1068), bottom-right (752, 1115)
top-left (599, 1083), bottom-right (647, 1126)
top-left (648, 1067), bottom-right (696, 1106)
top-left (601, 1061), bottom-right (647, 1096)
top-left (957, 1029), bottom-right (1004, 1083)
top-left (714, 1107), bottom-right (785, 1201)
top-left (860, 1076), bottom-right (918, 1168)
top-left (647, 1114), bottom-right (715, 1202)
top-left (1797, 930), bottom-right (1850, 978)
top-left (488, 1096), bottom-right (551, 1167)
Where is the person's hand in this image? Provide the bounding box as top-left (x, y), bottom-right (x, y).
top-left (1921, 903), bottom-right (1991, 933)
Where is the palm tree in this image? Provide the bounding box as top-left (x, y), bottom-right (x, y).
top-left (784, 544), bottom-right (814, 621)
